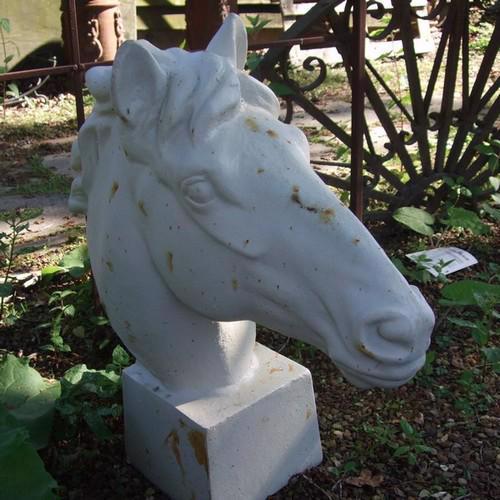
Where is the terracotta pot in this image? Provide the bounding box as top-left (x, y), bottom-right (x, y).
top-left (61, 0), bottom-right (125, 63)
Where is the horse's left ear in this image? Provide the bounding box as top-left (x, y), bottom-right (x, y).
top-left (206, 13), bottom-right (247, 70)
top-left (111, 40), bottom-right (168, 124)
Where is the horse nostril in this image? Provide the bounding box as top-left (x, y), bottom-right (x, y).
top-left (377, 317), bottom-right (416, 348)
top-left (358, 316), bottom-right (418, 365)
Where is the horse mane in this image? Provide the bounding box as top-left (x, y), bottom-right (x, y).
top-left (154, 47), bottom-right (280, 143)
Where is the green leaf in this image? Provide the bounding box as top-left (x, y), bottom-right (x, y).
top-left (268, 82), bottom-right (295, 97)
top-left (59, 244), bottom-right (90, 278)
top-left (399, 419), bottom-right (414, 437)
top-left (0, 283), bottom-right (13, 298)
top-left (0, 18), bottom-right (11, 33)
top-left (490, 176), bottom-right (500, 191)
top-left (41, 266), bottom-right (65, 279)
top-left (447, 317), bottom-right (479, 329)
top-left (440, 280), bottom-right (500, 307)
top-left (482, 203), bottom-right (500, 221)
top-left (112, 345), bottom-right (131, 368)
top-left (0, 355), bottom-right (60, 449)
top-left (4, 54), bottom-right (13, 65)
top-left (0, 408), bottom-right (58, 500)
top-left (482, 347), bottom-right (500, 364)
top-left (476, 142), bottom-right (494, 155)
top-left (393, 207), bottom-right (435, 236)
top-left (441, 207), bottom-right (490, 235)
top-left (393, 445), bottom-right (411, 457)
top-left (83, 410), bottom-right (112, 440)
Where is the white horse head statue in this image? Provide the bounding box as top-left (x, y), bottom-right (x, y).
top-left (70, 14), bottom-right (434, 394)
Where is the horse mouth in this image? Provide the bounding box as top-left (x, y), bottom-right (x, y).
top-left (335, 355), bottom-right (426, 389)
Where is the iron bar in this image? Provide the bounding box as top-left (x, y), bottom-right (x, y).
top-left (395, 0), bottom-right (432, 177)
top-left (68, 0), bottom-right (86, 129)
top-left (350, 0), bottom-right (367, 219)
top-left (423, 9), bottom-right (452, 112)
top-left (434, 0), bottom-right (466, 173)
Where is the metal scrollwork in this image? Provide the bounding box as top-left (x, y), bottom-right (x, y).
top-left (252, 0), bottom-right (499, 217)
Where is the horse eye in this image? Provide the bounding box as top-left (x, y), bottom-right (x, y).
top-left (181, 176), bottom-right (215, 206)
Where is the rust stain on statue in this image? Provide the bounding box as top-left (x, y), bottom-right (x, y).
top-left (266, 129), bottom-right (278, 138)
top-left (167, 251), bottom-right (174, 272)
top-left (138, 200), bottom-right (148, 216)
top-left (357, 343), bottom-right (376, 359)
top-left (166, 430), bottom-right (185, 476)
top-left (232, 277), bottom-right (239, 290)
top-left (109, 181), bottom-right (119, 202)
top-left (188, 430), bottom-right (209, 476)
top-left (269, 367), bottom-right (283, 374)
top-left (319, 208), bottom-right (335, 223)
top-left (245, 117), bottom-right (259, 132)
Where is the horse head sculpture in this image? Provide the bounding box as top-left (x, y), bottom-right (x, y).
top-left (70, 14), bottom-right (434, 395)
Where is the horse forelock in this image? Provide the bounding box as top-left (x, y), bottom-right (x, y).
top-left (156, 50), bottom-right (242, 143)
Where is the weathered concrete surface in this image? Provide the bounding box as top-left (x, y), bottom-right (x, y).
top-left (0, 153), bottom-right (84, 243)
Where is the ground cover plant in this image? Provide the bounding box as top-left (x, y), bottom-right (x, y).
top-left (1, 13), bottom-right (499, 500)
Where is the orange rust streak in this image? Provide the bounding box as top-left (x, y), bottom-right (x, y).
top-left (188, 430), bottom-right (209, 476)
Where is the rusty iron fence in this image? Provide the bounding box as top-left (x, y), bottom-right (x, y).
top-left (251, 0), bottom-right (500, 220)
top-left (1, 1), bottom-right (498, 222)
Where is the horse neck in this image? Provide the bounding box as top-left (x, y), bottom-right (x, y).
top-left (92, 129), bottom-right (257, 395)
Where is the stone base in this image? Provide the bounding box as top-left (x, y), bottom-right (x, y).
top-left (122, 343), bottom-right (322, 500)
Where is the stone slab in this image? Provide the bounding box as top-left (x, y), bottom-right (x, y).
top-left (123, 343), bottom-right (323, 500)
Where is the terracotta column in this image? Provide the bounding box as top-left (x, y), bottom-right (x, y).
top-left (185, 0), bottom-right (238, 51)
top-left (62, 0), bottom-right (125, 63)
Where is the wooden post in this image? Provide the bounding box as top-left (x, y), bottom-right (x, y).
top-left (185, 0), bottom-right (238, 51)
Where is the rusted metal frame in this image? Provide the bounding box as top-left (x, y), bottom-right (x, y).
top-left (434, 0), bottom-right (466, 173)
top-left (366, 60), bottom-right (413, 123)
top-left (394, 0), bottom-right (432, 177)
top-left (68, 0), bottom-right (86, 129)
top-left (423, 9), bottom-right (452, 112)
top-left (0, 59), bottom-right (113, 83)
top-left (325, 6), bottom-right (412, 192)
top-left (429, 96), bottom-right (500, 209)
top-left (461, 6), bottom-right (470, 113)
top-left (478, 78), bottom-right (500, 112)
top-left (250, 0), bottom-right (343, 80)
top-left (0, 0), bottom-right (87, 128)
top-left (249, 35), bottom-right (337, 51)
top-left (363, 77), bottom-right (419, 183)
top-left (458, 100), bottom-right (500, 178)
top-left (350, 0), bottom-right (367, 218)
top-left (444, 18), bottom-right (500, 174)
top-left (185, 0), bottom-right (238, 51)
top-left (314, 170), bottom-right (398, 204)
top-left (0, 64), bottom-right (76, 82)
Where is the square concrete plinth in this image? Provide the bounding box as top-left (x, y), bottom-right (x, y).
top-left (123, 343), bottom-right (322, 500)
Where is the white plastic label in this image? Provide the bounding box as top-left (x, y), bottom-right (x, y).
top-left (406, 247), bottom-right (478, 277)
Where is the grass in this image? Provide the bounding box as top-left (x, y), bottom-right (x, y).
top-left (14, 156), bottom-right (72, 196)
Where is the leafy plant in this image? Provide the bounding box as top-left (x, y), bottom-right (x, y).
top-left (0, 408), bottom-right (58, 500)
top-left (440, 279), bottom-right (500, 414)
top-left (393, 418), bottom-right (433, 465)
top-left (0, 354), bottom-right (60, 449)
top-left (40, 244), bottom-right (110, 352)
top-left (0, 208), bottom-right (42, 323)
top-left (55, 346), bottom-right (130, 441)
top-left (0, 17), bottom-right (20, 110)
top-left (358, 417), bottom-right (432, 466)
top-left (246, 14), bottom-right (271, 37)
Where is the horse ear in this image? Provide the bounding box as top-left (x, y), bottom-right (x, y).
top-left (111, 40), bottom-right (167, 124)
top-left (206, 13), bottom-right (247, 70)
